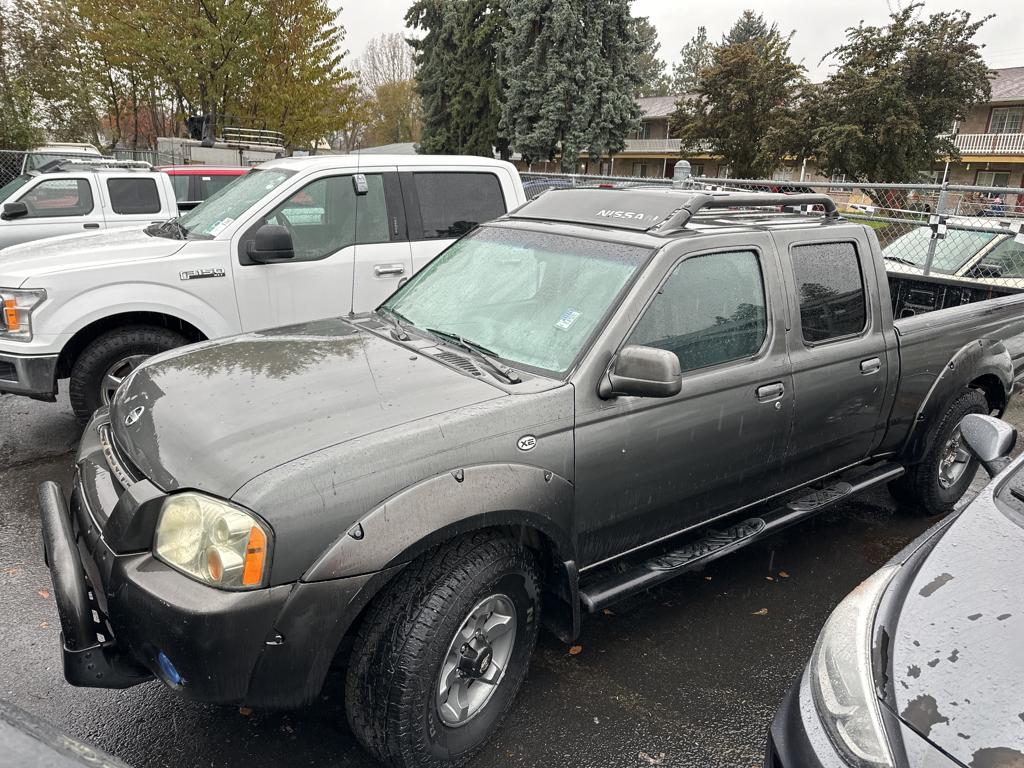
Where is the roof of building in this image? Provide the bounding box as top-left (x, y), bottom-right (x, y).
top-left (636, 95), bottom-right (681, 119)
top-left (991, 66), bottom-right (1024, 103)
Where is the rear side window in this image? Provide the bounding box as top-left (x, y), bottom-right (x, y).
top-left (199, 174), bottom-right (239, 200)
top-left (169, 175), bottom-right (190, 201)
top-left (791, 241), bottom-right (867, 343)
top-left (107, 177), bottom-right (161, 214)
top-left (628, 250), bottom-right (768, 373)
top-left (412, 172), bottom-right (505, 239)
top-left (18, 179), bottom-right (93, 217)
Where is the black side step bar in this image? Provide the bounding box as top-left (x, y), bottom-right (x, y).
top-left (578, 463), bottom-right (904, 613)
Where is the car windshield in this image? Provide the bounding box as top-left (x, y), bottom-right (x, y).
top-left (381, 226), bottom-right (652, 375)
top-left (177, 168), bottom-right (295, 238)
top-left (883, 226), bottom-right (997, 274)
top-left (0, 174), bottom-right (32, 204)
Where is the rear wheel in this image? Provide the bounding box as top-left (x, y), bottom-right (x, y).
top-left (68, 326), bottom-right (189, 422)
top-left (889, 388), bottom-right (988, 515)
top-left (345, 532), bottom-right (541, 768)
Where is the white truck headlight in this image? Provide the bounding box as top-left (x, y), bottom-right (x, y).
top-left (810, 565), bottom-right (898, 768)
top-left (0, 288), bottom-right (46, 341)
top-left (154, 492), bottom-right (271, 589)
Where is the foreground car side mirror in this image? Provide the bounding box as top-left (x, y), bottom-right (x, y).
top-left (247, 224), bottom-right (294, 263)
top-left (961, 413), bottom-right (1017, 477)
top-left (599, 345), bottom-right (681, 399)
top-left (1, 201), bottom-right (28, 221)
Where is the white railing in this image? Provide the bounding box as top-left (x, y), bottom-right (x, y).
top-left (622, 138), bottom-right (683, 153)
top-left (220, 127), bottom-right (285, 149)
top-left (954, 132), bottom-right (1024, 155)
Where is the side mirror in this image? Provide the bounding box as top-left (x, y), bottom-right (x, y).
top-left (599, 345), bottom-right (681, 399)
top-left (247, 224), bottom-right (294, 263)
top-left (1, 202), bottom-right (28, 221)
top-left (960, 414), bottom-right (1017, 478)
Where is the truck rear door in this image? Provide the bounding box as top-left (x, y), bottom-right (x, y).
top-left (771, 227), bottom-right (897, 485)
top-left (99, 174), bottom-right (172, 229)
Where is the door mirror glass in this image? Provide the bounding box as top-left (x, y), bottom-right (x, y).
top-left (600, 345), bottom-right (682, 399)
top-left (247, 224), bottom-right (295, 263)
top-left (1, 202), bottom-right (29, 220)
top-left (960, 413), bottom-right (1017, 477)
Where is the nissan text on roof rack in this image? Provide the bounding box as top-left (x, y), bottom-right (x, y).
top-left (0, 159), bottom-right (179, 250)
top-left (39, 188), bottom-right (1024, 768)
top-left (0, 154), bottom-right (525, 419)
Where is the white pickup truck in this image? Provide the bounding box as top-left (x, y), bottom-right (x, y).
top-left (0, 154), bottom-right (526, 419)
top-left (0, 161), bottom-right (179, 250)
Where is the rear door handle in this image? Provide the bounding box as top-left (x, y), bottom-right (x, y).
top-left (860, 357), bottom-right (882, 375)
top-left (374, 264), bottom-right (406, 277)
top-left (756, 382), bottom-right (785, 402)
top-left (83, 223), bottom-right (100, 229)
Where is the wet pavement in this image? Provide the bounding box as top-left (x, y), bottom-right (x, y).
top-left (2, 392), bottom-right (1020, 768)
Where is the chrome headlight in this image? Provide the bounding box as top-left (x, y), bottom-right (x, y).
top-left (154, 492), bottom-right (271, 589)
top-left (810, 565), bottom-right (898, 768)
top-left (0, 287), bottom-right (46, 341)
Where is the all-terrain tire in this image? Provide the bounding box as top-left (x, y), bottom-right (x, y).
top-left (345, 532), bottom-right (541, 768)
top-left (68, 325), bottom-right (189, 422)
top-left (889, 388), bottom-right (988, 516)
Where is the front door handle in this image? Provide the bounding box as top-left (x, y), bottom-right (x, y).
top-left (860, 357), bottom-right (882, 375)
top-left (756, 382), bottom-right (785, 402)
top-left (374, 263), bottom-right (406, 277)
top-left (83, 223), bottom-right (100, 229)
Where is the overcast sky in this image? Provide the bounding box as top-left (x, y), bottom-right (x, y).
top-left (335, 0), bottom-right (1024, 80)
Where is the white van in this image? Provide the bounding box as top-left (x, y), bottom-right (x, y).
top-left (0, 154), bottom-right (526, 419)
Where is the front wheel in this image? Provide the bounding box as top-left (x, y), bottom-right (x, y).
top-left (889, 388), bottom-right (988, 516)
top-left (68, 326), bottom-right (189, 422)
top-left (345, 532), bottom-right (541, 768)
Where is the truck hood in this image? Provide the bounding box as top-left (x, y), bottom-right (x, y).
top-left (886, 488), bottom-right (1024, 766)
top-left (108, 319), bottom-right (506, 498)
top-left (0, 227), bottom-right (187, 286)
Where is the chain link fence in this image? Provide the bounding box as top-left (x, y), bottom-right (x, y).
top-left (520, 171), bottom-right (1024, 293)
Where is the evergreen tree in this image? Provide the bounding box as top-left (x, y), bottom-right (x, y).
top-left (633, 17), bottom-right (671, 97)
top-left (808, 4), bottom-right (992, 184)
top-left (500, 0), bottom-right (643, 171)
top-left (671, 26), bottom-right (712, 94)
top-left (669, 12), bottom-right (804, 178)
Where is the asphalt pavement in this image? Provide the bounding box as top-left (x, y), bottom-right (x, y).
top-left (2, 391), bottom-right (1019, 768)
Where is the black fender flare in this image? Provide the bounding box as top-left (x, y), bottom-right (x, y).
top-left (900, 337), bottom-right (1012, 465)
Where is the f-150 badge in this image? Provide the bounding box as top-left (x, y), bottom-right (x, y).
top-left (180, 268), bottom-right (226, 280)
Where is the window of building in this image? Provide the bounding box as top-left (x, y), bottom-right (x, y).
top-left (989, 106), bottom-right (1024, 134)
top-left (629, 122), bottom-right (653, 141)
top-left (18, 179), bottom-right (94, 217)
top-left (976, 171), bottom-right (1011, 188)
top-left (631, 162), bottom-right (649, 177)
top-left (412, 172), bottom-right (506, 240)
top-left (107, 177), bottom-right (161, 214)
top-left (791, 242), bottom-right (867, 343)
top-left (830, 172), bottom-right (849, 183)
top-left (628, 250), bottom-right (767, 373)
top-left (772, 168), bottom-right (795, 181)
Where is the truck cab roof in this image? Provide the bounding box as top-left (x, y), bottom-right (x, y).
top-left (258, 153), bottom-right (518, 173)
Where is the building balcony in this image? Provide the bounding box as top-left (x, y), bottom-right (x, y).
top-left (622, 138), bottom-right (683, 154)
top-left (953, 132), bottom-right (1024, 156)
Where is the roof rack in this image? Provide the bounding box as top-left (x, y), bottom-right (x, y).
top-left (38, 158), bottom-right (153, 173)
top-left (507, 187), bottom-right (840, 233)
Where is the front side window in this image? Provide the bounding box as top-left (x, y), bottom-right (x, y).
top-left (178, 168), bottom-right (295, 239)
top-left (242, 173), bottom-right (389, 263)
top-left (990, 106), bottom-right (1024, 134)
top-left (17, 179), bottom-right (93, 217)
top-left (412, 172), bottom-right (505, 240)
top-left (382, 226), bottom-right (650, 375)
top-left (628, 250), bottom-right (767, 373)
top-left (0, 174), bottom-right (32, 204)
top-left (107, 177), bottom-right (161, 214)
top-left (792, 242), bottom-right (867, 343)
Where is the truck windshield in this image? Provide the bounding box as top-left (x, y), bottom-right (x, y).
top-left (0, 175), bottom-right (31, 204)
top-left (177, 168), bottom-right (295, 239)
top-left (883, 226), bottom-right (997, 274)
top-left (380, 226), bottom-right (652, 376)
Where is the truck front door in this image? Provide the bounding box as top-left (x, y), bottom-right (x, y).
top-left (0, 177), bottom-right (101, 248)
top-left (574, 236), bottom-right (794, 566)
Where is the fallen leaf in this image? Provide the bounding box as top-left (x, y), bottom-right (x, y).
top-left (765, 576), bottom-right (775, 581)
top-left (2, 567), bottom-right (21, 576)
top-left (638, 751), bottom-right (666, 765)
top-left (39, 621), bottom-right (50, 629)
top-left (704, 576), bottom-right (712, 581)
top-left (752, 608), bottom-right (768, 616)
top-left (568, 645), bottom-right (583, 656)
top-left (779, 571), bottom-right (790, 578)
top-left (602, 608), bottom-right (615, 616)
top-left (238, 706), bottom-right (253, 716)
top-left (37, 589), bottom-right (50, 599)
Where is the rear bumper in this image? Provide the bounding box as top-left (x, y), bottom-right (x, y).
top-left (0, 350), bottom-right (57, 400)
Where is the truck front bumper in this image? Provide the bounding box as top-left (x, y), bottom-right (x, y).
top-left (0, 351), bottom-right (57, 400)
top-left (38, 415), bottom-right (399, 708)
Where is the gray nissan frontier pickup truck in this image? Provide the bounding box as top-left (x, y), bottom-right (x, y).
top-left (39, 189), bottom-right (1024, 768)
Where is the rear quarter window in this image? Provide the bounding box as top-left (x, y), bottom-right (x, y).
top-left (791, 241), bottom-right (868, 343)
top-left (107, 177), bottom-right (161, 214)
top-left (412, 172), bottom-right (506, 240)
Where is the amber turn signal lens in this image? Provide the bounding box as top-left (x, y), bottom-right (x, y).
top-left (242, 526), bottom-right (267, 586)
top-left (2, 300), bottom-right (18, 332)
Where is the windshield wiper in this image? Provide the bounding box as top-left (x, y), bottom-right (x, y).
top-left (425, 328), bottom-right (521, 384)
top-left (883, 254), bottom-right (917, 266)
top-left (146, 218), bottom-right (189, 240)
top-left (375, 306), bottom-right (413, 340)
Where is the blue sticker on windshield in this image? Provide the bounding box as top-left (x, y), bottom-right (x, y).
top-left (555, 309), bottom-right (581, 330)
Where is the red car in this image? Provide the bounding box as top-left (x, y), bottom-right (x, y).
top-left (156, 165), bottom-right (249, 210)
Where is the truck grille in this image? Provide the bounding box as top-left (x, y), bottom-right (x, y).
top-left (98, 424), bottom-right (140, 489)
